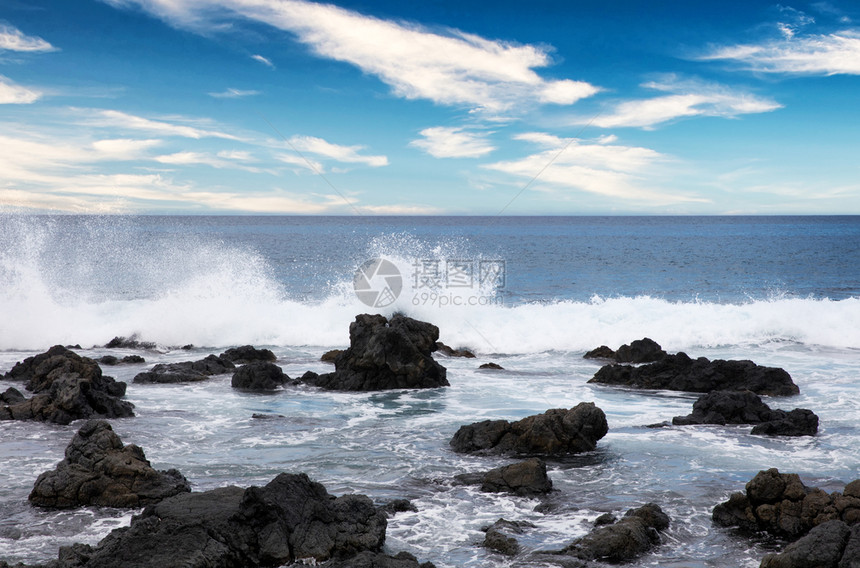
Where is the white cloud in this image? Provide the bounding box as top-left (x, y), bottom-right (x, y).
top-left (0, 75), bottom-right (41, 104)
top-left (410, 126), bottom-right (495, 158)
top-left (84, 109), bottom-right (243, 140)
top-left (207, 87), bottom-right (261, 98)
top-left (484, 133), bottom-right (707, 204)
top-left (0, 24), bottom-right (56, 52)
top-left (251, 53), bottom-right (274, 67)
top-left (103, 0), bottom-right (600, 114)
top-left (586, 76), bottom-right (781, 129)
top-left (702, 29), bottom-right (860, 75)
top-left (287, 135), bottom-right (389, 167)
top-left (275, 152), bottom-right (324, 174)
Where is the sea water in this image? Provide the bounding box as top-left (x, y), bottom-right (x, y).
top-left (0, 214), bottom-right (858, 567)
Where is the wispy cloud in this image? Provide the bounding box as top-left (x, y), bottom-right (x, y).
top-left (0, 23), bottom-right (56, 52)
top-left (0, 75), bottom-right (41, 104)
top-left (103, 0), bottom-right (600, 114)
top-left (251, 53), bottom-right (274, 67)
top-left (287, 135), bottom-right (389, 167)
top-left (207, 87), bottom-right (261, 98)
top-left (410, 126), bottom-right (495, 158)
top-left (585, 76), bottom-right (781, 129)
top-left (83, 109), bottom-right (243, 140)
top-left (484, 132), bottom-right (707, 204)
top-left (701, 27), bottom-right (860, 75)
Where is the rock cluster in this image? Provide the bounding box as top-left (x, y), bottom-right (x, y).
top-left (0, 346), bottom-right (134, 424)
top-left (589, 351), bottom-right (799, 396)
top-left (133, 354), bottom-right (235, 384)
top-left (449, 402), bottom-right (608, 456)
top-left (300, 314), bottom-right (449, 391)
top-left (760, 520), bottom-right (860, 568)
top-left (713, 468), bottom-right (860, 539)
top-left (434, 342), bottom-right (475, 358)
top-left (29, 420), bottom-right (189, 509)
top-left (584, 337), bottom-right (668, 363)
top-left (672, 390), bottom-right (818, 436)
top-left (219, 345), bottom-right (277, 364)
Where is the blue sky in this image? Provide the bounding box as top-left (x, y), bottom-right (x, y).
top-left (0, 0), bottom-right (858, 214)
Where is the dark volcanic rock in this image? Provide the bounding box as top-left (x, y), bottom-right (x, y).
top-left (321, 349), bottom-right (343, 363)
top-left (380, 498), bottom-right (418, 517)
top-left (760, 520), bottom-right (858, 568)
top-left (583, 345), bottom-right (616, 360)
top-left (0, 346), bottom-right (133, 425)
top-left (300, 314), bottom-right (449, 391)
top-left (323, 551), bottom-right (437, 568)
top-left (449, 402), bottom-right (608, 456)
top-left (713, 468), bottom-right (860, 539)
top-left (220, 345), bottom-right (277, 364)
top-left (45, 472), bottom-right (388, 567)
top-left (97, 355), bottom-right (145, 366)
top-left (103, 335), bottom-right (155, 350)
top-left (479, 362), bottom-right (504, 370)
top-left (0, 387), bottom-right (25, 405)
top-left (231, 362), bottom-right (289, 391)
top-left (456, 458), bottom-right (553, 496)
top-left (29, 420), bottom-right (189, 509)
top-left (589, 352), bottom-right (799, 396)
top-left (614, 338), bottom-right (668, 363)
top-left (482, 519), bottom-right (537, 556)
top-left (133, 354), bottom-right (235, 384)
top-left (435, 342), bottom-right (476, 358)
top-left (559, 503), bottom-right (671, 563)
top-left (672, 391), bottom-right (818, 436)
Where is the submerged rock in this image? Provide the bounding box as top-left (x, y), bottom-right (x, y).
top-left (479, 362), bottom-right (504, 370)
top-left (589, 352), bottom-right (799, 396)
top-left (97, 355), bottom-right (145, 366)
top-left (455, 458), bottom-right (553, 496)
top-left (45, 472), bottom-right (390, 568)
top-left (219, 345), bottom-right (277, 364)
top-left (435, 342), bottom-right (476, 358)
top-left (482, 519), bottom-right (537, 556)
top-left (300, 314), bottom-right (449, 391)
top-left (672, 390), bottom-right (818, 436)
top-left (29, 420), bottom-right (189, 509)
top-left (0, 346), bottom-right (134, 425)
top-left (553, 503), bottom-right (671, 563)
top-left (103, 335), bottom-right (156, 350)
top-left (713, 468), bottom-right (860, 539)
top-left (231, 362), bottom-right (289, 391)
top-left (450, 402), bottom-right (607, 456)
top-left (133, 354), bottom-right (235, 384)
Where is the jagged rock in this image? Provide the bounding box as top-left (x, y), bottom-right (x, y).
top-left (40, 472), bottom-right (388, 567)
top-left (435, 342), bottom-right (476, 358)
top-left (104, 335), bottom-right (155, 350)
top-left (583, 345), bottom-right (616, 360)
top-left (380, 498), bottom-right (418, 517)
top-left (713, 469), bottom-right (860, 539)
top-left (0, 387), bottom-right (25, 405)
top-left (479, 362), bottom-right (504, 370)
top-left (220, 345), bottom-right (277, 364)
top-left (29, 420), bottom-right (189, 509)
top-left (672, 391), bottom-right (818, 436)
top-left (589, 352), bottom-right (799, 396)
top-left (482, 519), bottom-right (536, 556)
top-left (300, 314), bottom-right (449, 391)
top-left (559, 503), bottom-right (670, 563)
top-left (760, 520), bottom-right (859, 568)
top-left (0, 346), bottom-right (133, 425)
top-left (584, 338), bottom-right (667, 363)
top-left (449, 402), bottom-right (607, 456)
top-left (455, 458), bottom-right (553, 496)
top-left (133, 354), bottom-right (235, 384)
top-left (231, 362), bottom-right (289, 391)
top-left (321, 349), bottom-right (343, 363)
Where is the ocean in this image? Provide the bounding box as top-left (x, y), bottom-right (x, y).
top-left (1, 214), bottom-right (859, 567)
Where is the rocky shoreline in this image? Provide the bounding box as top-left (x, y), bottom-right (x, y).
top-left (0, 320), bottom-right (853, 567)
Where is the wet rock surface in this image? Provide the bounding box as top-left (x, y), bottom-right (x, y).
top-left (713, 469), bottom-right (860, 539)
top-left (29, 420), bottom-right (189, 509)
top-left (449, 402), bottom-right (608, 456)
top-left (230, 362), bottom-right (289, 391)
top-left (300, 314), bottom-right (449, 391)
top-left (583, 337), bottom-right (667, 363)
top-left (219, 345), bottom-right (277, 364)
top-left (455, 458), bottom-right (553, 496)
top-left (672, 390), bottom-right (818, 436)
top-left (132, 354), bottom-right (235, 384)
top-left (589, 352), bottom-right (799, 396)
top-left (0, 346), bottom-right (134, 424)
